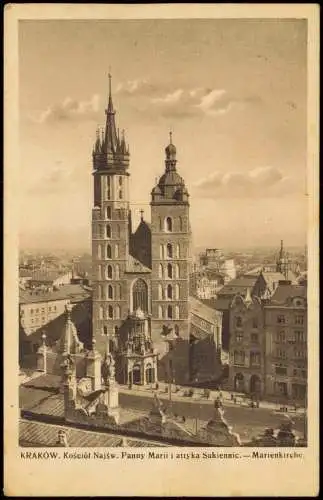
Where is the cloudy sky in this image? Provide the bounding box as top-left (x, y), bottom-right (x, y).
top-left (19, 19), bottom-right (307, 250)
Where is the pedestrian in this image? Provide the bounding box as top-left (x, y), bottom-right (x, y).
top-left (182, 416), bottom-right (186, 423)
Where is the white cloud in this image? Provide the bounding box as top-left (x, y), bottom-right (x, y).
top-left (192, 166), bottom-right (304, 199)
top-left (151, 89), bottom-right (184, 104)
top-left (33, 94), bottom-right (101, 124)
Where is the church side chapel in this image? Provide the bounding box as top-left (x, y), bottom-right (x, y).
top-left (91, 75), bottom-right (192, 385)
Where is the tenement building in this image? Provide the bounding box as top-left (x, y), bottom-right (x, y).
top-left (226, 281), bottom-right (307, 404)
top-left (91, 76), bottom-right (193, 384)
top-left (264, 281), bottom-right (307, 403)
top-left (228, 289), bottom-right (265, 397)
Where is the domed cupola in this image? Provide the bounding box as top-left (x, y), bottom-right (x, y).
top-left (150, 132), bottom-right (190, 205)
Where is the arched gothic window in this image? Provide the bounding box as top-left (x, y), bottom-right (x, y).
top-left (106, 225), bottom-right (111, 238)
top-left (179, 216), bottom-right (183, 232)
top-left (106, 206), bottom-right (112, 219)
top-left (106, 245), bottom-right (112, 259)
top-left (98, 285), bottom-right (102, 299)
top-left (98, 265), bottom-right (102, 280)
top-left (108, 305), bottom-right (113, 319)
top-left (175, 306), bottom-right (180, 319)
top-left (167, 263), bottom-right (173, 279)
top-left (159, 244), bottom-right (164, 260)
top-left (176, 244), bottom-right (180, 258)
top-left (167, 284), bottom-right (173, 300)
top-left (115, 264), bottom-right (120, 280)
top-left (167, 305), bottom-right (173, 319)
top-left (158, 306), bottom-right (163, 319)
top-left (115, 244), bottom-right (119, 258)
top-left (106, 265), bottom-right (113, 279)
top-left (175, 264), bottom-right (180, 279)
top-left (108, 285), bottom-right (113, 300)
top-left (165, 217), bottom-right (172, 232)
top-left (98, 244), bottom-right (102, 259)
top-left (132, 279), bottom-right (148, 313)
top-left (175, 284), bottom-right (180, 300)
top-left (103, 325), bottom-right (108, 335)
top-left (115, 305), bottom-right (120, 320)
top-left (158, 284), bottom-right (163, 300)
top-left (159, 264), bottom-right (163, 279)
top-left (167, 243), bottom-right (173, 259)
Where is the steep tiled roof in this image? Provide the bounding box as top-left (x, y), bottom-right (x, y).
top-left (19, 420), bottom-right (165, 447)
top-left (189, 296), bottom-right (221, 324)
top-left (208, 297), bottom-right (232, 311)
top-left (19, 284), bottom-right (91, 304)
top-left (126, 255), bottom-right (151, 273)
top-left (217, 275), bottom-right (258, 297)
top-left (269, 284), bottom-right (307, 305)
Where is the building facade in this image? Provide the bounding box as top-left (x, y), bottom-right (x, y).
top-left (91, 77), bottom-right (192, 384)
top-left (228, 292), bottom-right (265, 397)
top-left (264, 282), bottom-right (307, 403)
top-left (226, 282), bottom-right (307, 404)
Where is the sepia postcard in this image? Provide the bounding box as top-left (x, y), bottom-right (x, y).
top-left (4, 3), bottom-right (319, 497)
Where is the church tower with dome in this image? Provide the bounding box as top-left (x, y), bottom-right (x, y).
top-left (150, 133), bottom-right (192, 382)
top-left (91, 76), bottom-right (192, 385)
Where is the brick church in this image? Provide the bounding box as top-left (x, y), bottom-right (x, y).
top-left (91, 75), bottom-right (192, 385)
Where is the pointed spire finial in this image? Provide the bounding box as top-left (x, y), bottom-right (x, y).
top-left (169, 130), bottom-right (173, 144)
top-left (108, 69), bottom-right (112, 97)
top-left (140, 209), bottom-right (144, 221)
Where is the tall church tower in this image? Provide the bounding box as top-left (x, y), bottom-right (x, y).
top-left (150, 134), bottom-right (191, 383)
top-left (92, 75), bottom-right (131, 355)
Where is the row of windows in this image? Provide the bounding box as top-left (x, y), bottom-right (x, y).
top-left (96, 224), bottom-right (121, 240)
top-left (99, 305), bottom-right (121, 320)
top-left (25, 306), bottom-right (57, 315)
top-left (158, 284), bottom-right (180, 300)
top-left (235, 316), bottom-right (259, 329)
top-left (277, 315), bottom-right (304, 325)
top-left (160, 243), bottom-right (180, 260)
top-left (158, 305), bottom-right (180, 320)
top-left (275, 366), bottom-right (307, 378)
top-left (105, 177), bottom-right (124, 201)
top-left (275, 349), bottom-right (306, 359)
top-left (159, 263), bottom-right (180, 280)
top-left (99, 305), bottom-right (180, 320)
top-left (97, 244), bottom-right (119, 259)
top-left (158, 216), bottom-right (185, 233)
top-left (274, 330), bottom-right (306, 343)
top-left (102, 325), bottom-right (119, 337)
top-left (233, 351), bottom-right (261, 366)
top-left (235, 332), bottom-right (259, 343)
top-left (98, 264), bottom-right (120, 281)
top-left (98, 284), bottom-right (122, 301)
top-left (107, 176), bottom-right (123, 188)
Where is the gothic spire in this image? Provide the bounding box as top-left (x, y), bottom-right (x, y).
top-left (104, 73), bottom-right (118, 153)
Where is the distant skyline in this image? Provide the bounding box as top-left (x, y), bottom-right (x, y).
top-left (19, 19), bottom-right (307, 250)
